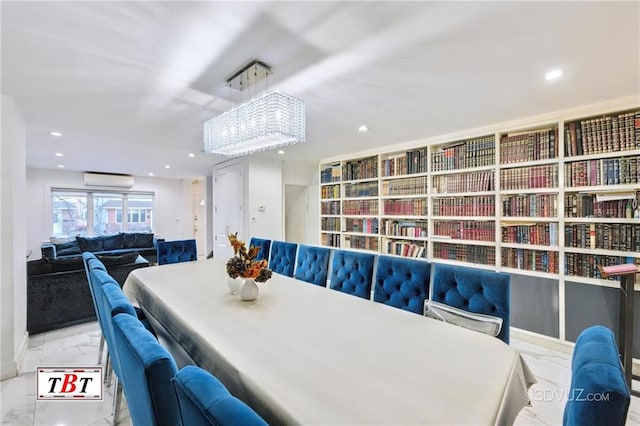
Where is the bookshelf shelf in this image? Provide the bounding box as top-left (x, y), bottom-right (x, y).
top-left (431, 190), bottom-right (495, 197)
top-left (430, 237), bottom-right (497, 247)
top-left (500, 267), bottom-right (559, 280)
top-left (498, 158), bottom-right (559, 170)
top-left (430, 164), bottom-right (495, 176)
top-left (565, 149), bottom-right (640, 162)
top-left (563, 247), bottom-right (640, 258)
top-left (501, 242), bottom-right (560, 251)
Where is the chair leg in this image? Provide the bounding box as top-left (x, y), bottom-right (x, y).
top-left (111, 378), bottom-right (123, 425)
top-left (97, 335), bottom-right (105, 364)
top-left (105, 354), bottom-right (113, 386)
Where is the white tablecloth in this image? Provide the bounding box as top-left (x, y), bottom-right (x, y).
top-left (124, 259), bottom-right (535, 425)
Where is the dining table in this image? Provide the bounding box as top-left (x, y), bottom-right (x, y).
top-left (124, 258), bottom-right (536, 425)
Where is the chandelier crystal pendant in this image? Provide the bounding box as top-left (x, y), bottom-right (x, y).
top-left (203, 61), bottom-right (305, 156)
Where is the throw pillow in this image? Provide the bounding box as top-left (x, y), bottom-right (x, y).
top-left (121, 233), bottom-right (137, 249)
top-left (96, 252), bottom-right (140, 267)
top-left (134, 233), bottom-right (154, 248)
top-left (76, 236), bottom-right (104, 252)
top-left (55, 241), bottom-right (81, 256)
top-left (103, 233), bottom-right (124, 251)
top-left (51, 257), bottom-right (85, 273)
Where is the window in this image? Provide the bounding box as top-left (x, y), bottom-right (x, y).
top-left (50, 189), bottom-right (154, 238)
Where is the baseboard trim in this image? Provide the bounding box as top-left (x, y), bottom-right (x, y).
top-left (15, 331), bottom-right (29, 372)
top-left (512, 327), bottom-right (640, 376)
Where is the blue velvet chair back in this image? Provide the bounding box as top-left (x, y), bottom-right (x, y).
top-left (432, 263), bottom-right (511, 343)
top-left (82, 253), bottom-right (106, 327)
top-left (563, 326), bottom-right (630, 426)
top-left (374, 256), bottom-right (431, 314)
top-left (269, 241), bottom-right (298, 277)
top-left (249, 237), bottom-right (271, 262)
top-left (172, 365), bottom-right (267, 426)
top-left (113, 313), bottom-right (181, 426)
top-left (157, 239), bottom-right (198, 265)
top-left (330, 250), bottom-right (375, 299)
top-left (293, 245), bottom-right (331, 286)
top-left (99, 282), bottom-right (137, 379)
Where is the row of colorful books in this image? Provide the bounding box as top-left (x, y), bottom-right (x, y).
top-left (320, 163), bottom-right (341, 184)
top-left (382, 240), bottom-right (426, 258)
top-left (501, 223), bottom-right (559, 246)
top-left (499, 128), bottom-right (558, 164)
top-left (433, 221), bottom-right (495, 242)
top-left (502, 193), bottom-right (558, 217)
top-left (321, 217), bottom-right (340, 232)
top-left (381, 176), bottom-right (428, 196)
top-left (564, 254), bottom-right (638, 281)
top-left (564, 110), bottom-right (640, 157)
top-left (564, 156), bottom-right (639, 187)
top-left (432, 242), bottom-right (495, 265)
top-left (342, 156), bottom-right (378, 181)
top-left (344, 181), bottom-right (378, 198)
top-left (431, 135), bottom-right (495, 172)
top-left (344, 235), bottom-right (379, 251)
top-left (565, 223), bottom-right (640, 252)
top-left (432, 171), bottom-right (494, 194)
top-left (380, 219), bottom-right (428, 238)
top-left (321, 233), bottom-right (340, 248)
top-left (564, 193), bottom-right (639, 218)
top-left (342, 200), bottom-right (378, 215)
top-left (432, 196), bottom-right (495, 216)
top-left (321, 200), bottom-right (340, 215)
top-left (345, 218), bottom-right (379, 234)
top-left (321, 184), bottom-right (340, 199)
top-left (381, 147), bottom-right (429, 177)
top-left (501, 248), bottom-right (559, 273)
top-left (500, 165), bottom-right (558, 190)
top-left (382, 199), bottom-right (428, 216)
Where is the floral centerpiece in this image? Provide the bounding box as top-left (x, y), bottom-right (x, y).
top-left (226, 233), bottom-right (272, 283)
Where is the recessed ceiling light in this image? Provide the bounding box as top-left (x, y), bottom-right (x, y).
top-left (164, 165), bottom-right (171, 169)
top-left (188, 153), bottom-right (195, 158)
top-left (57, 164), bottom-right (64, 168)
top-left (149, 172), bottom-right (154, 177)
top-left (55, 152), bottom-right (63, 157)
top-left (277, 150), bottom-right (285, 155)
top-left (358, 125), bottom-right (368, 132)
top-left (50, 131), bottom-right (62, 137)
top-left (545, 69), bottom-right (563, 81)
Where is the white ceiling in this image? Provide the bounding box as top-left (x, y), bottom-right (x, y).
top-left (2, 1), bottom-right (639, 179)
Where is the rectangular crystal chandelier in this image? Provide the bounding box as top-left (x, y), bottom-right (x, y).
top-left (203, 62), bottom-right (305, 156)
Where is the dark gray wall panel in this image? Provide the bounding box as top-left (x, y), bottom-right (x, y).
top-left (565, 281), bottom-right (639, 358)
top-left (510, 274), bottom-right (559, 338)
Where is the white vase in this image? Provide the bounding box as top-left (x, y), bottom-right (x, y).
top-left (227, 277), bottom-right (243, 295)
top-left (240, 278), bottom-right (259, 301)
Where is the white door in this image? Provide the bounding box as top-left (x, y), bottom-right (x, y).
top-left (214, 164), bottom-right (244, 258)
top-left (192, 193), bottom-right (206, 257)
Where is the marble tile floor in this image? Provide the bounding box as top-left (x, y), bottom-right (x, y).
top-left (1, 321), bottom-right (639, 425)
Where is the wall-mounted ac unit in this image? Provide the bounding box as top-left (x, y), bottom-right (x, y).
top-left (84, 172), bottom-right (134, 188)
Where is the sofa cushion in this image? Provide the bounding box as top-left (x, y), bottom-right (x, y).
top-left (103, 233), bottom-right (124, 251)
top-left (96, 252), bottom-right (140, 267)
top-left (122, 232), bottom-right (137, 249)
top-left (55, 241), bottom-right (81, 256)
top-left (135, 233), bottom-right (154, 248)
top-left (76, 236), bottom-right (104, 252)
top-left (51, 257), bottom-right (86, 273)
top-left (27, 259), bottom-right (53, 276)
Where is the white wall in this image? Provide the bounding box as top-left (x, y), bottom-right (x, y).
top-left (1, 95), bottom-right (28, 379)
top-left (26, 168), bottom-right (196, 259)
top-left (245, 156), bottom-right (283, 241)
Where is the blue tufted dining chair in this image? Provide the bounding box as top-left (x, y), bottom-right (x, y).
top-left (249, 237), bottom-right (271, 261)
top-left (172, 365), bottom-right (267, 426)
top-left (563, 326), bottom-right (630, 426)
top-left (157, 239), bottom-right (198, 265)
top-left (98, 281), bottom-right (139, 424)
top-left (374, 256), bottom-right (431, 314)
top-left (112, 312), bottom-right (181, 426)
top-left (431, 263), bottom-right (511, 343)
top-left (82, 252), bottom-right (108, 364)
top-left (329, 250), bottom-right (375, 299)
top-left (293, 245), bottom-right (331, 286)
top-left (269, 241), bottom-right (298, 277)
